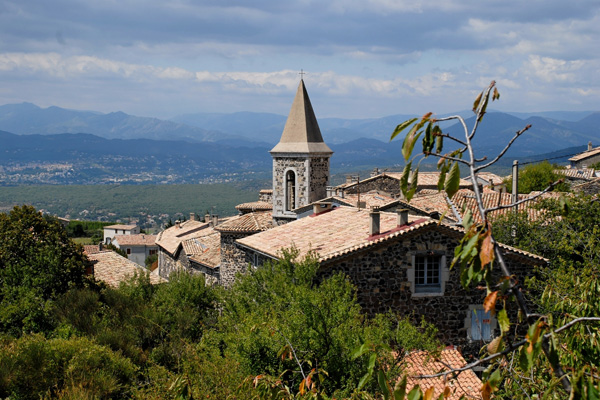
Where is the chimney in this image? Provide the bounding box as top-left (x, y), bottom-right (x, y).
top-left (369, 207), bottom-right (380, 236)
top-left (346, 175), bottom-right (353, 184)
top-left (313, 202), bottom-right (333, 215)
top-left (326, 186), bottom-right (333, 197)
top-left (175, 220), bottom-right (181, 229)
top-left (205, 213), bottom-right (210, 223)
top-left (589, 141), bottom-right (593, 151)
top-left (98, 242), bottom-right (103, 251)
top-left (190, 212), bottom-right (196, 221)
top-left (397, 208), bottom-right (409, 226)
top-left (371, 167), bottom-right (379, 178)
top-left (212, 214), bottom-right (219, 227)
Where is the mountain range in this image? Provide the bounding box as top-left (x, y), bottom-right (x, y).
top-left (0, 102), bottom-right (598, 185)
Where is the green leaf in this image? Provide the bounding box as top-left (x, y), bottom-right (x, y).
top-left (378, 370), bottom-right (391, 399)
top-left (488, 368), bottom-right (502, 388)
top-left (400, 162), bottom-right (412, 200)
top-left (391, 118), bottom-right (417, 141)
top-left (402, 127), bottom-right (423, 162)
top-left (357, 371), bottom-right (372, 391)
top-left (497, 309), bottom-right (510, 333)
top-left (394, 376), bottom-right (408, 400)
top-left (368, 352), bottom-right (377, 372)
top-left (434, 126), bottom-right (443, 154)
top-left (407, 386), bottom-right (424, 400)
top-left (444, 162), bottom-right (461, 199)
top-left (352, 342), bottom-right (370, 359)
top-left (406, 167), bottom-right (419, 202)
top-left (422, 122), bottom-right (434, 155)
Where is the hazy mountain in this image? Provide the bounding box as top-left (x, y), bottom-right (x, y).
top-left (0, 103), bottom-right (229, 142)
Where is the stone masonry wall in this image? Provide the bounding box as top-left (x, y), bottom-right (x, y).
top-left (308, 157), bottom-right (330, 203)
top-left (272, 157), bottom-right (308, 219)
top-left (158, 247), bottom-right (189, 280)
top-left (317, 228), bottom-right (538, 352)
top-left (219, 232), bottom-right (252, 288)
top-left (343, 175), bottom-right (403, 197)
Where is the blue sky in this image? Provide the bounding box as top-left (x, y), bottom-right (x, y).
top-left (1, 0), bottom-right (599, 119)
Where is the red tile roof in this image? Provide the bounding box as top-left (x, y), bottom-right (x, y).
top-left (403, 348), bottom-right (482, 400)
top-left (215, 211), bottom-right (273, 233)
top-left (83, 244), bottom-right (103, 255)
top-left (236, 205), bottom-right (547, 265)
top-left (155, 219), bottom-right (222, 255)
top-left (568, 146), bottom-right (600, 162)
top-left (88, 251), bottom-right (166, 287)
top-left (104, 224), bottom-right (138, 230)
top-left (555, 168), bottom-right (596, 180)
top-left (113, 234), bottom-right (157, 246)
top-left (186, 232), bottom-right (222, 269)
top-left (235, 201), bottom-right (273, 212)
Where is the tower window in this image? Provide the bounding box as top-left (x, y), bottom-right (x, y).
top-left (286, 170), bottom-right (296, 211)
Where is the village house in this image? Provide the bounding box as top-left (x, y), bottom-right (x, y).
top-left (103, 223), bottom-right (140, 244)
top-left (111, 233), bottom-right (158, 266)
top-left (569, 142), bottom-right (600, 169)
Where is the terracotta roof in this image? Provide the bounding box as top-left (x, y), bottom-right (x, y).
top-left (407, 192), bottom-right (454, 218)
top-left (215, 211), bottom-right (273, 233)
top-left (113, 234), bottom-right (157, 246)
top-left (83, 244), bottom-right (103, 255)
top-left (385, 172), bottom-right (473, 188)
top-left (155, 220), bottom-right (217, 255)
top-left (343, 191), bottom-right (396, 209)
top-left (270, 80), bottom-right (333, 154)
top-left (235, 201), bottom-right (273, 212)
top-left (186, 232), bottom-right (222, 269)
top-left (88, 251), bottom-right (167, 287)
top-left (104, 224), bottom-right (138, 230)
top-left (260, 189), bottom-right (273, 194)
top-left (475, 172), bottom-right (505, 185)
top-left (568, 146), bottom-right (600, 162)
top-left (237, 205), bottom-right (547, 265)
top-left (555, 168), bottom-right (596, 180)
top-left (237, 206), bottom-right (438, 263)
top-left (403, 348), bottom-right (482, 400)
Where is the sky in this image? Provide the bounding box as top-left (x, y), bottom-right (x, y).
top-left (1, 0), bottom-right (599, 120)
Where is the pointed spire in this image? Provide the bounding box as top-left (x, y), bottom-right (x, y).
top-left (270, 80), bottom-right (333, 154)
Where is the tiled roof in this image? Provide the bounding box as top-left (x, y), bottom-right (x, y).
top-left (343, 191), bottom-right (396, 208)
top-left (113, 234), bottom-right (157, 246)
top-left (88, 251), bottom-right (167, 287)
top-left (186, 232), bottom-right (222, 269)
top-left (475, 172), bottom-right (505, 185)
top-left (155, 220), bottom-right (218, 255)
top-left (237, 205), bottom-right (547, 265)
top-left (403, 348), bottom-right (482, 400)
top-left (104, 224), bottom-right (138, 230)
top-left (235, 201), bottom-right (273, 212)
top-left (260, 189), bottom-right (273, 194)
top-left (407, 192), bottom-right (454, 219)
top-left (83, 244), bottom-right (103, 255)
top-left (384, 172), bottom-right (473, 188)
top-left (215, 211), bottom-right (273, 233)
top-left (569, 146), bottom-right (600, 162)
top-left (555, 168), bottom-right (596, 180)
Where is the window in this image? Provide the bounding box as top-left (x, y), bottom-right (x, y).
top-left (149, 249), bottom-right (157, 256)
top-left (126, 248), bottom-right (131, 255)
top-left (285, 170), bottom-right (296, 211)
top-left (414, 254), bottom-right (441, 293)
top-left (466, 306), bottom-right (496, 341)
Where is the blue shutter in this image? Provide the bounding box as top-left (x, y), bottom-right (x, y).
top-left (471, 309), bottom-right (492, 341)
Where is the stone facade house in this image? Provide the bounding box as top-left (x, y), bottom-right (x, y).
top-left (236, 205), bottom-right (547, 350)
top-left (112, 234), bottom-right (157, 266)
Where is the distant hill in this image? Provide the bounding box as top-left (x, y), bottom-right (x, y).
top-left (0, 103), bottom-right (229, 142)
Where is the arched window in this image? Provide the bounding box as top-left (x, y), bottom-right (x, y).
top-left (285, 170), bottom-right (296, 211)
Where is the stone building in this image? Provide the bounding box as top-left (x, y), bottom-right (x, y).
top-left (236, 205), bottom-right (546, 349)
top-left (112, 233), bottom-right (157, 266)
top-left (270, 79), bottom-right (333, 225)
top-left (569, 142), bottom-right (600, 168)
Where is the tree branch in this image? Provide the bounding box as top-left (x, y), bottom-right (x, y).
top-left (483, 180), bottom-right (562, 215)
top-left (474, 124), bottom-right (531, 172)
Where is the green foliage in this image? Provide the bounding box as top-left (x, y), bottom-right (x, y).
top-left (0, 205), bottom-right (92, 335)
top-left (517, 161), bottom-right (570, 193)
top-left (106, 242), bottom-right (128, 258)
top-left (145, 253), bottom-right (158, 268)
top-left (0, 334), bottom-right (137, 400)
top-left (66, 220), bottom-right (114, 238)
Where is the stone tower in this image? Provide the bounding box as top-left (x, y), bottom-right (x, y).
top-left (271, 79), bottom-right (333, 224)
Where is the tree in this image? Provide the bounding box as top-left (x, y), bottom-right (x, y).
top-left (517, 161), bottom-right (570, 193)
top-left (0, 206), bottom-right (93, 335)
top-left (391, 81), bottom-right (599, 398)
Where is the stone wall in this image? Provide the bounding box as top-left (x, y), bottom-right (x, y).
top-left (272, 157), bottom-right (308, 220)
top-left (317, 227), bottom-right (539, 352)
top-left (343, 175), bottom-right (403, 197)
top-left (157, 247), bottom-right (189, 280)
top-left (219, 232), bottom-right (253, 288)
top-left (308, 157), bottom-right (330, 203)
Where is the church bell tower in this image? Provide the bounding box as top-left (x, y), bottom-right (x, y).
top-left (271, 79), bottom-right (333, 224)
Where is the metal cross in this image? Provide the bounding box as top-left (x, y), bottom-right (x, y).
top-left (299, 69), bottom-right (306, 79)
